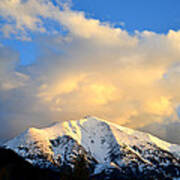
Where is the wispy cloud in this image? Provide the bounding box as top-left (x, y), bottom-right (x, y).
top-left (0, 0), bottom-right (68, 40)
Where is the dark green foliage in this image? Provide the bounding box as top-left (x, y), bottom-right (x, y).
top-left (0, 148), bottom-right (59, 180)
top-left (72, 154), bottom-right (91, 180)
top-left (0, 148), bottom-right (91, 180)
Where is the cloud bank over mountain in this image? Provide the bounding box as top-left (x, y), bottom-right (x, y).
top-left (0, 0), bottom-right (180, 144)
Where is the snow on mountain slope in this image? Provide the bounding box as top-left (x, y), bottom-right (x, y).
top-left (4, 116), bottom-right (180, 177)
top-left (108, 120), bottom-right (180, 156)
top-left (37, 116), bottom-right (180, 158)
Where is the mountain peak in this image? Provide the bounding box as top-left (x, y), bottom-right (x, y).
top-left (82, 115), bottom-right (105, 121)
top-left (79, 116), bottom-right (109, 127)
top-left (4, 116), bottom-right (180, 178)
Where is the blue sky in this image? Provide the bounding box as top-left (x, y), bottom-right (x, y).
top-left (1, 0), bottom-right (180, 65)
top-left (72, 0), bottom-right (180, 33)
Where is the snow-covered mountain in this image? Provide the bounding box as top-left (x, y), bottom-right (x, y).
top-left (3, 116), bottom-right (180, 179)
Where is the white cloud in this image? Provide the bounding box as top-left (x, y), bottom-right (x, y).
top-left (0, 0), bottom-right (63, 40)
top-left (0, 0), bottom-right (180, 144)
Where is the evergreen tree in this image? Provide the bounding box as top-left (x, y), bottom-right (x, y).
top-left (72, 154), bottom-right (90, 180)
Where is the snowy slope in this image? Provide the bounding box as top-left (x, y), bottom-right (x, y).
top-left (4, 116), bottom-right (180, 178)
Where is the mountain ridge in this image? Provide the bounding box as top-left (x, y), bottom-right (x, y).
top-left (3, 116), bottom-right (180, 179)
